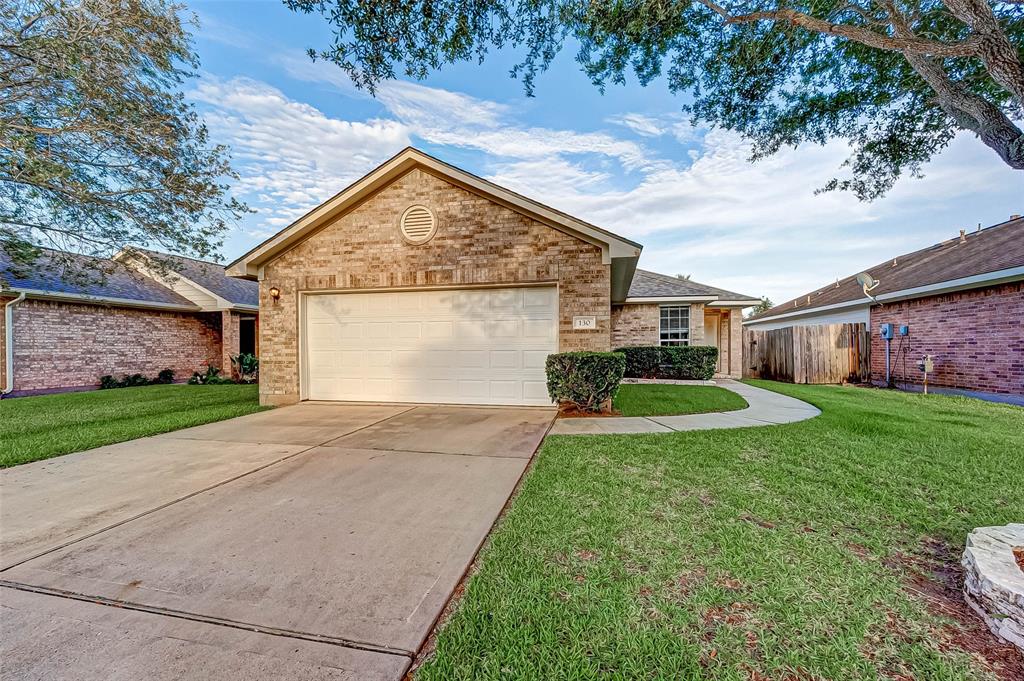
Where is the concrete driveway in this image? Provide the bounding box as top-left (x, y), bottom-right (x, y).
top-left (0, 403), bottom-right (555, 680)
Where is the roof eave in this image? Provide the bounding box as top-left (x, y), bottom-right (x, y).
top-left (622, 296), bottom-right (719, 304)
top-left (745, 264), bottom-right (1024, 325)
top-left (5, 287), bottom-right (203, 312)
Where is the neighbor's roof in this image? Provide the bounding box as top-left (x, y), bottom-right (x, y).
top-left (747, 216), bottom-right (1024, 323)
top-left (0, 246), bottom-right (197, 309)
top-left (627, 269), bottom-right (759, 303)
top-left (133, 249), bottom-right (258, 307)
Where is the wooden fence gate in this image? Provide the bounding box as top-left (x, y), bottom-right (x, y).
top-left (743, 322), bottom-right (870, 384)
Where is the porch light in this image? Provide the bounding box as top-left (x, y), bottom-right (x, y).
top-left (268, 286), bottom-right (281, 301)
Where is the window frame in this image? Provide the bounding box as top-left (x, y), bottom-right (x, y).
top-left (659, 304), bottom-right (691, 346)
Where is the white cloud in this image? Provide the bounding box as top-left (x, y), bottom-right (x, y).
top-left (190, 75), bottom-right (410, 233)
top-left (606, 113), bottom-right (666, 137)
top-left (200, 60), bottom-right (1019, 304)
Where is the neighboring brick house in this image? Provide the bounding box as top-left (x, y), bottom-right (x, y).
top-left (745, 216), bottom-right (1024, 400)
top-left (1, 248), bottom-right (258, 397)
top-left (227, 147), bottom-right (758, 407)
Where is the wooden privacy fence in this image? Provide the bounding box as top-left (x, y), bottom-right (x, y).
top-left (743, 322), bottom-right (870, 384)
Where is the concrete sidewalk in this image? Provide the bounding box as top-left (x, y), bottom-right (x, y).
top-left (548, 379), bottom-right (820, 435)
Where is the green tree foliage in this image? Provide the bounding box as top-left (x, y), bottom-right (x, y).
top-left (286, 0), bottom-right (1024, 198)
top-left (0, 0), bottom-right (248, 279)
top-left (747, 296), bottom-right (774, 317)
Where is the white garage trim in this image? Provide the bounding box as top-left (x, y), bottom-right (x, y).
top-left (299, 284), bottom-right (558, 406)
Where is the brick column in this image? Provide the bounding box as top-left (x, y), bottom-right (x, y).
top-left (689, 303), bottom-right (706, 344)
top-left (221, 310), bottom-right (240, 376)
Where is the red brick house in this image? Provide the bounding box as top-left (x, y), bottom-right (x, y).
top-left (745, 216), bottom-right (1024, 401)
top-left (1, 248), bottom-right (258, 397)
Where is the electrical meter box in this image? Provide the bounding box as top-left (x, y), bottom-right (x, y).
top-left (916, 355), bottom-right (934, 373)
top-left (898, 324), bottom-right (910, 336)
top-left (879, 323), bottom-right (894, 340)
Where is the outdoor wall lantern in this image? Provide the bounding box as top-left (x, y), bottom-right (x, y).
top-left (268, 286), bottom-right (281, 301)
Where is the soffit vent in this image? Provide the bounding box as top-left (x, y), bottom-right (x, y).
top-left (400, 205), bottom-right (437, 244)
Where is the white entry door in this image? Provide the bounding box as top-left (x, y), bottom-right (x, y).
top-left (303, 286), bottom-right (558, 406)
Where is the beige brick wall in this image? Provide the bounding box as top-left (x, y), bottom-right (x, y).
top-left (221, 310), bottom-right (241, 378)
top-left (610, 302), bottom-right (709, 348)
top-left (259, 168), bottom-right (611, 405)
top-left (610, 304), bottom-right (658, 347)
top-left (1, 298), bottom-right (223, 394)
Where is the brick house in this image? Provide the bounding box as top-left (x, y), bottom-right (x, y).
top-left (227, 147), bottom-right (758, 407)
top-left (745, 216), bottom-right (1024, 400)
top-left (1, 248), bottom-right (258, 397)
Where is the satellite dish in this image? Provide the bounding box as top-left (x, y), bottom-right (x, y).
top-left (855, 272), bottom-right (880, 300)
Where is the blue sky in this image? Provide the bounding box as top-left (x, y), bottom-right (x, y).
top-left (189, 1), bottom-right (1022, 304)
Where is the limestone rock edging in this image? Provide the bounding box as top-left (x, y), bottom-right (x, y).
top-left (962, 523), bottom-right (1024, 651)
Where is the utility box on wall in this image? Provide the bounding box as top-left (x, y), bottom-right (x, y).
top-left (879, 323), bottom-right (894, 340)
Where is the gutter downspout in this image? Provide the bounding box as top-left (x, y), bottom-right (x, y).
top-left (2, 292), bottom-right (26, 397)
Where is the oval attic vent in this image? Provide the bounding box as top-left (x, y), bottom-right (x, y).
top-left (400, 205), bottom-right (437, 244)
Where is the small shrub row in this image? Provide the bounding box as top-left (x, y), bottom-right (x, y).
top-left (188, 354), bottom-right (259, 385)
top-left (99, 369), bottom-right (175, 389)
top-left (615, 345), bottom-right (719, 381)
top-left (187, 364), bottom-right (234, 385)
top-left (546, 351), bottom-right (625, 413)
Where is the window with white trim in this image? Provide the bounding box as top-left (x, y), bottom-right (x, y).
top-left (659, 305), bottom-right (690, 346)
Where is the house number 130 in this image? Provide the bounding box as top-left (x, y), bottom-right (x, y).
top-left (573, 316), bottom-right (597, 330)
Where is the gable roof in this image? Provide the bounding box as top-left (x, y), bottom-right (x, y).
top-left (226, 146), bottom-right (643, 302)
top-left (1, 247), bottom-right (198, 310)
top-left (626, 269), bottom-right (759, 304)
top-left (747, 216), bottom-right (1024, 324)
top-left (126, 249), bottom-right (258, 308)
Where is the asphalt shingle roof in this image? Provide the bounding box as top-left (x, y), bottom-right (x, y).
top-left (627, 269), bottom-right (758, 301)
top-left (1, 247), bottom-right (196, 307)
top-left (136, 250), bottom-right (258, 307)
top-left (747, 217), bottom-right (1024, 322)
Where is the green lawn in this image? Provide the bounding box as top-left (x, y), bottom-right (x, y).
top-left (613, 383), bottom-right (747, 417)
top-left (0, 384), bottom-right (266, 467)
top-left (419, 382), bottom-right (1024, 680)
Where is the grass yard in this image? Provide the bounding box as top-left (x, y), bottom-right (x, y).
top-left (614, 383), bottom-right (748, 417)
top-left (419, 381), bottom-right (1024, 680)
top-left (0, 384), bottom-right (265, 467)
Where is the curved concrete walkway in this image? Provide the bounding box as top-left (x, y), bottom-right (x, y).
top-left (548, 379), bottom-right (820, 435)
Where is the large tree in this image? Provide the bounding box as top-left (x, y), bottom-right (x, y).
top-left (0, 0), bottom-right (247, 278)
top-left (286, 0), bottom-right (1023, 199)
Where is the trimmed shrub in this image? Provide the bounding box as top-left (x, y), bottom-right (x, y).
top-left (98, 375), bottom-right (120, 390)
top-left (546, 351), bottom-right (625, 413)
top-left (659, 345), bottom-right (719, 380)
top-left (615, 345), bottom-right (719, 380)
top-left (615, 346), bottom-right (661, 379)
top-left (153, 368), bottom-right (175, 384)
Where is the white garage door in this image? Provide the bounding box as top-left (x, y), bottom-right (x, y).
top-left (303, 286), bottom-right (557, 406)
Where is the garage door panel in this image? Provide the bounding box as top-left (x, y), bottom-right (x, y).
top-left (305, 287), bottom-right (557, 406)
top-left (490, 351), bottom-right (518, 369)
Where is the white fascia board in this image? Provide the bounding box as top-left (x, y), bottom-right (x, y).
top-left (743, 265), bottom-right (1024, 326)
top-left (622, 296), bottom-right (718, 304)
top-left (10, 288), bottom-right (202, 312)
top-left (706, 300), bottom-right (761, 307)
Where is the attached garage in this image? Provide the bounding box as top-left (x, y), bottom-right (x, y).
top-left (227, 147), bottom-right (643, 407)
top-left (302, 286), bottom-right (557, 406)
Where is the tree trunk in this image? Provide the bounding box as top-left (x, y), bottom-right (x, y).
top-left (906, 53), bottom-right (1024, 169)
top-left (941, 0), bottom-right (1024, 105)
